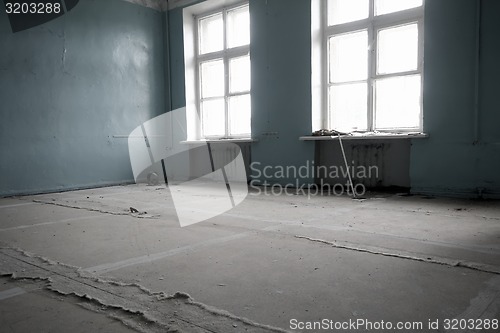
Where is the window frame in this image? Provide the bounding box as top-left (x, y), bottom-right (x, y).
top-left (321, 0), bottom-right (425, 132)
top-left (195, 2), bottom-right (251, 139)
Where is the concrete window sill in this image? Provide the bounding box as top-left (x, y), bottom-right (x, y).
top-left (181, 138), bottom-right (256, 144)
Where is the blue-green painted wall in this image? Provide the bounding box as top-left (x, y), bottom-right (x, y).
top-left (169, 0), bottom-right (500, 194)
top-left (410, 0), bottom-right (500, 198)
top-left (166, 7), bottom-right (186, 110)
top-left (249, 0), bottom-right (314, 185)
top-left (0, 0), bottom-right (166, 196)
top-left (3, 0), bottom-right (499, 198)
top-left (167, 0), bottom-right (315, 186)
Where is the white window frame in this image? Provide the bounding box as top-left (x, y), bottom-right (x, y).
top-left (314, 0), bottom-right (424, 133)
top-left (195, 2), bottom-right (250, 139)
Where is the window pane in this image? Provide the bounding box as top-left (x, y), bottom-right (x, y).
top-left (199, 13), bottom-right (223, 54)
top-left (229, 55), bottom-right (250, 94)
top-left (329, 30), bottom-right (368, 83)
top-left (375, 0), bottom-right (422, 16)
top-left (377, 23), bottom-right (418, 74)
top-left (375, 75), bottom-right (421, 129)
top-left (202, 98), bottom-right (225, 136)
top-left (329, 82), bottom-right (367, 131)
top-left (227, 5), bottom-right (250, 48)
top-left (328, 0), bottom-right (369, 26)
top-left (228, 94), bottom-right (251, 135)
top-left (200, 59), bottom-right (224, 98)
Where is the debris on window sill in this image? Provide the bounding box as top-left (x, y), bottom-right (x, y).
top-left (301, 130), bottom-right (429, 141)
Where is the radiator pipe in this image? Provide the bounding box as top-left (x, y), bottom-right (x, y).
top-left (161, 7), bottom-right (173, 185)
top-left (473, 0), bottom-right (482, 145)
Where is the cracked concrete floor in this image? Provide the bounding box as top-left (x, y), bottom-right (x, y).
top-left (0, 184), bottom-right (499, 332)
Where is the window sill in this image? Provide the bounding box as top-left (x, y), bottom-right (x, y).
top-left (299, 132), bottom-right (429, 141)
top-left (181, 138), bottom-right (256, 144)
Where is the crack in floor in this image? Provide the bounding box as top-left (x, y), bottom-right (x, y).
top-left (0, 247), bottom-right (289, 333)
top-left (294, 235), bottom-right (500, 275)
top-left (32, 199), bottom-right (160, 219)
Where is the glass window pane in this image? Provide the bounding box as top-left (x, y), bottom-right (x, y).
top-left (328, 0), bottom-right (369, 26)
top-left (229, 55), bottom-right (250, 94)
top-left (202, 98), bottom-right (225, 136)
top-left (375, 75), bottom-right (421, 129)
top-left (227, 5), bottom-right (250, 48)
top-left (229, 94), bottom-right (251, 135)
top-left (329, 82), bottom-right (367, 131)
top-left (200, 59), bottom-right (224, 98)
top-left (329, 30), bottom-right (368, 83)
top-left (377, 23), bottom-right (418, 75)
top-left (199, 13), bottom-right (223, 54)
top-left (375, 0), bottom-right (422, 16)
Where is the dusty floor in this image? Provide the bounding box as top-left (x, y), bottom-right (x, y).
top-left (0, 184), bottom-right (499, 332)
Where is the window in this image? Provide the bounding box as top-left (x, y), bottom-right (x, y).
top-left (196, 3), bottom-right (251, 138)
top-left (320, 0), bottom-right (424, 132)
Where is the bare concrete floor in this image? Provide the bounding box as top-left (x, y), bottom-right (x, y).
top-left (0, 184), bottom-right (499, 332)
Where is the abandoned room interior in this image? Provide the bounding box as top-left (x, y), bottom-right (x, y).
top-left (1, 0), bottom-right (499, 332)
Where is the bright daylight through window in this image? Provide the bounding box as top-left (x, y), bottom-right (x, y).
top-left (325, 0), bottom-right (424, 132)
top-left (197, 3), bottom-right (251, 138)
